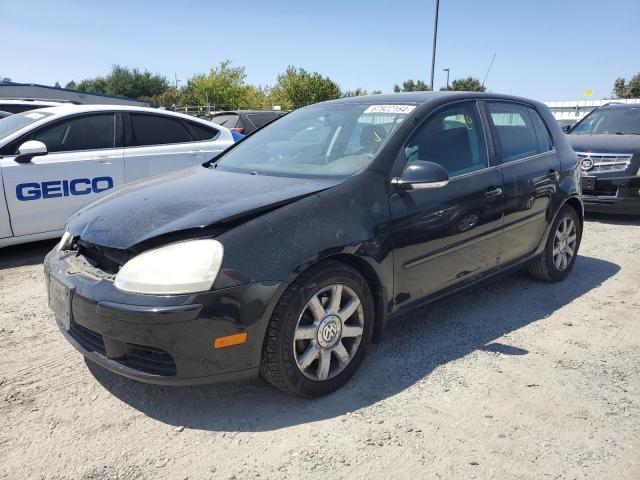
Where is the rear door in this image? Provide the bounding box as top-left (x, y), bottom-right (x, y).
top-left (390, 100), bottom-right (505, 305)
top-left (1, 113), bottom-right (124, 236)
top-left (484, 101), bottom-right (561, 264)
top-left (123, 113), bottom-right (221, 182)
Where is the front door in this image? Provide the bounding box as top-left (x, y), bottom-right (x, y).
top-left (389, 100), bottom-right (504, 310)
top-left (1, 113), bottom-right (124, 236)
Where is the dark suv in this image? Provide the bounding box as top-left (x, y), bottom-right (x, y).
top-left (209, 110), bottom-right (287, 135)
top-left (566, 103), bottom-right (640, 214)
top-left (46, 92), bottom-right (583, 397)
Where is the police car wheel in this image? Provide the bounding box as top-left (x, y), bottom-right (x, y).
top-left (260, 260), bottom-right (374, 397)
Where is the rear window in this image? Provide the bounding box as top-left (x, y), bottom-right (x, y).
top-left (130, 114), bottom-right (192, 146)
top-left (187, 121), bottom-right (219, 141)
top-left (246, 112), bottom-right (283, 129)
top-left (0, 104), bottom-right (49, 114)
top-left (210, 113), bottom-right (239, 128)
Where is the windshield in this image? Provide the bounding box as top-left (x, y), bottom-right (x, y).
top-left (571, 107), bottom-right (640, 135)
top-left (0, 110), bottom-right (53, 140)
top-left (214, 103), bottom-right (416, 178)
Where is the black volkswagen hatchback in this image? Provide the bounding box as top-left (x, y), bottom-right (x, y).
top-left (46, 92), bottom-right (583, 397)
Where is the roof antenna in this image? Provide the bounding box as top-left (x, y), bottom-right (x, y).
top-left (482, 53), bottom-right (496, 89)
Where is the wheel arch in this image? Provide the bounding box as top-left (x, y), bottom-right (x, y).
top-left (288, 253), bottom-right (388, 344)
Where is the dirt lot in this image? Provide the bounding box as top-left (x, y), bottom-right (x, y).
top-left (1, 214), bottom-right (639, 480)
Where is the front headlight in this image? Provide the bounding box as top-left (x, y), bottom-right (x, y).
top-left (114, 240), bottom-right (224, 295)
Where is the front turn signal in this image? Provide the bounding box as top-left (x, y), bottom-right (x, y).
top-left (214, 332), bottom-right (248, 349)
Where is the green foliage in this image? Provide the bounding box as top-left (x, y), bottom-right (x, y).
top-left (67, 62), bottom-right (352, 110)
top-left (613, 74), bottom-right (640, 98)
top-left (184, 60), bottom-right (254, 108)
top-left (393, 79), bottom-right (430, 92)
top-left (67, 65), bottom-right (169, 99)
top-left (342, 88), bottom-right (370, 97)
top-left (440, 77), bottom-right (486, 92)
top-left (275, 66), bottom-right (342, 109)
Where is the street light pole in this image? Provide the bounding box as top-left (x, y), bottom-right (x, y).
top-left (443, 68), bottom-right (450, 90)
top-left (429, 0), bottom-right (440, 91)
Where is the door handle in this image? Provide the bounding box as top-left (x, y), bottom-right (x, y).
top-left (548, 169), bottom-right (559, 180)
top-left (485, 186), bottom-right (503, 199)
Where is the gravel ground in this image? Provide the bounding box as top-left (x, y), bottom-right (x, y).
top-left (1, 213), bottom-right (639, 480)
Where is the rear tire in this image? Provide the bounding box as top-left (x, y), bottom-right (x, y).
top-left (528, 205), bottom-right (581, 282)
top-left (260, 260), bottom-right (374, 397)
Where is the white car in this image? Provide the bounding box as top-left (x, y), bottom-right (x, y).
top-left (0, 105), bottom-right (236, 247)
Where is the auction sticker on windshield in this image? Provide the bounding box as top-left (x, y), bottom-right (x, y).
top-left (363, 105), bottom-right (416, 114)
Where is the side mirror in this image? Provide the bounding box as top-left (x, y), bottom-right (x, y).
top-left (15, 140), bottom-right (47, 164)
top-left (391, 160), bottom-right (449, 190)
top-left (561, 125), bottom-right (572, 133)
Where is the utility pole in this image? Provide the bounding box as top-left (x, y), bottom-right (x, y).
top-left (443, 68), bottom-right (450, 90)
top-left (429, 0), bottom-right (440, 91)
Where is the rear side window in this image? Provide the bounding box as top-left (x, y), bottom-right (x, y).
top-left (31, 114), bottom-right (115, 153)
top-left (210, 114), bottom-right (239, 128)
top-left (528, 107), bottom-right (552, 152)
top-left (487, 102), bottom-right (539, 162)
top-left (130, 114), bottom-right (192, 146)
top-left (187, 121), bottom-right (219, 141)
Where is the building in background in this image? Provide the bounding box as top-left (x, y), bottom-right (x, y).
top-left (0, 81), bottom-right (151, 107)
top-left (545, 98), bottom-right (640, 124)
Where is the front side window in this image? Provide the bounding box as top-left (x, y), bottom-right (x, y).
top-left (570, 107), bottom-right (640, 135)
top-left (31, 114), bottom-right (115, 153)
top-left (404, 101), bottom-right (488, 177)
top-left (215, 103), bottom-right (415, 178)
top-left (487, 102), bottom-right (539, 162)
top-left (130, 114), bottom-right (192, 146)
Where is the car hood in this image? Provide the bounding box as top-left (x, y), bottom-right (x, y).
top-left (566, 134), bottom-right (640, 154)
top-left (67, 166), bottom-right (341, 250)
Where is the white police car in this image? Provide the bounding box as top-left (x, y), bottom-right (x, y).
top-left (0, 105), bottom-right (236, 247)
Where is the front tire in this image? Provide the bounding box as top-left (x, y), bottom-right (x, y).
top-left (260, 260), bottom-right (374, 397)
top-left (528, 205), bottom-right (581, 282)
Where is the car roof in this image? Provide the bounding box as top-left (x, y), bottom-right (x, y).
top-left (315, 91), bottom-right (542, 107)
top-left (212, 110), bottom-right (286, 115)
top-left (32, 104), bottom-right (223, 125)
top-left (598, 103), bottom-right (640, 110)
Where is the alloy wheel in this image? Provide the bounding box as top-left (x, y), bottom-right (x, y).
top-left (293, 284), bottom-right (364, 381)
top-left (553, 216), bottom-right (577, 271)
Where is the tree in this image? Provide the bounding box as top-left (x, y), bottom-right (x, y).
top-left (393, 79), bottom-right (430, 92)
top-left (342, 88), bottom-right (370, 97)
top-left (68, 65), bottom-right (170, 99)
top-left (441, 77), bottom-right (485, 92)
top-left (612, 73), bottom-right (640, 98)
top-left (274, 66), bottom-right (341, 109)
top-left (184, 60), bottom-right (254, 109)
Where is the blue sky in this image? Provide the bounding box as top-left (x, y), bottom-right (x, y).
top-left (2, 0), bottom-right (639, 101)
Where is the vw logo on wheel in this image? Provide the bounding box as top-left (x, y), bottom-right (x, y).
top-left (321, 323), bottom-right (338, 342)
top-left (580, 157), bottom-right (594, 171)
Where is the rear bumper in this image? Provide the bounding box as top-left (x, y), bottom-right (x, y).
top-left (45, 249), bottom-right (285, 385)
top-left (582, 175), bottom-right (640, 214)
